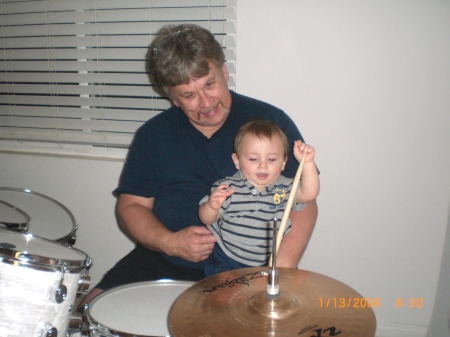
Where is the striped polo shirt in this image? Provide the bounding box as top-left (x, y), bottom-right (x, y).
top-left (199, 170), bottom-right (305, 266)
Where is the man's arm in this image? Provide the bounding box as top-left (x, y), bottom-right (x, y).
top-left (276, 199), bottom-right (318, 268)
top-left (116, 194), bottom-right (216, 262)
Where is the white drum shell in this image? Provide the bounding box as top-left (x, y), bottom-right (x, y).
top-left (0, 230), bottom-right (91, 337)
top-left (86, 280), bottom-right (194, 337)
top-left (0, 263), bottom-right (80, 337)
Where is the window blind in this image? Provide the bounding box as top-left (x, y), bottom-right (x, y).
top-left (0, 0), bottom-right (236, 152)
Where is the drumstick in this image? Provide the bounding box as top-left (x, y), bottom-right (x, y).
top-left (269, 155), bottom-right (306, 267)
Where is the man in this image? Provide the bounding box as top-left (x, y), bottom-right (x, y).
top-left (80, 24), bottom-right (318, 305)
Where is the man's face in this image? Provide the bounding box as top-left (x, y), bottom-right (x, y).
top-left (169, 62), bottom-right (232, 136)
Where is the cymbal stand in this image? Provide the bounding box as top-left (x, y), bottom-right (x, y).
top-left (266, 218), bottom-right (280, 300)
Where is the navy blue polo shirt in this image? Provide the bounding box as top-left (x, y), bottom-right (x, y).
top-left (115, 91), bottom-right (305, 269)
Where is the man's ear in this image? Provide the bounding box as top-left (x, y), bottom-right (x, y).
top-left (167, 89), bottom-right (179, 107)
top-left (171, 95), bottom-right (180, 107)
top-left (222, 62), bottom-right (230, 82)
top-left (232, 153), bottom-right (240, 170)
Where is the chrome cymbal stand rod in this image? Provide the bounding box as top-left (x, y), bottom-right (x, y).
top-left (266, 218), bottom-right (280, 300)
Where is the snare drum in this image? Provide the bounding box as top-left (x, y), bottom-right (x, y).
top-left (0, 187), bottom-right (77, 244)
top-left (0, 229), bottom-right (92, 337)
top-left (85, 280), bottom-right (194, 337)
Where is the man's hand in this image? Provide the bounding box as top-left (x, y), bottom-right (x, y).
top-left (117, 194), bottom-right (216, 262)
top-left (165, 225), bottom-right (216, 262)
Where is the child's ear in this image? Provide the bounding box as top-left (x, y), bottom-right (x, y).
top-left (281, 158), bottom-right (287, 171)
top-left (232, 153), bottom-right (240, 169)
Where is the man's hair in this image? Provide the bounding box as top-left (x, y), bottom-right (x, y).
top-left (147, 24), bottom-right (226, 97)
top-left (234, 120), bottom-right (289, 159)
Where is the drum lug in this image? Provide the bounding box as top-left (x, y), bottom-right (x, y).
top-left (36, 322), bottom-right (58, 337)
top-left (78, 262), bottom-right (92, 294)
top-left (77, 275), bottom-right (91, 294)
top-left (49, 282), bottom-right (68, 303)
top-left (73, 306), bottom-right (91, 337)
top-left (48, 265), bottom-right (67, 303)
top-left (80, 328), bottom-right (91, 337)
top-left (67, 311), bottom-right (86, 336)
top-left (68, 225), bottom-right (78, 246)
top-left (69, 311), bottom-right (83, 328)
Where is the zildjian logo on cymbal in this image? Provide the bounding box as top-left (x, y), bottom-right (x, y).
top-left (203, 271), bottom-right (264, 293)
top-left (301, 327), bottom-right (342, 336)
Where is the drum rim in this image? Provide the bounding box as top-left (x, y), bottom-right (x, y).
top-left (86, 280), bottom-right (195, 337)
top-left (0, 228), bottom-right (92, 272)
top-left (0, 187), bottom-right (77, 243)
top-left (0, 199), bottom-right (31, 231)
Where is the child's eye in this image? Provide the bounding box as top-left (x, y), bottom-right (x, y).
top-left (249, 158), bottom-right (257, 162)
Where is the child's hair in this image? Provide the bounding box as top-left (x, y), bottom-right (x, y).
top-left (234, 120), bottom-right (289, 159)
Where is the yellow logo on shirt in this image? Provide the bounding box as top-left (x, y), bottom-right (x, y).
top-left (273, 186), bottom-right (288, 205)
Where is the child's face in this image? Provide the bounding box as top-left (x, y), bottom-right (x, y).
top-left (232, 134), bottom-right (287, 191)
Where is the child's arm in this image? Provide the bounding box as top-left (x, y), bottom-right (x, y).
top-left (293, 140), bottom-right (320, 203)
top-left (198, 185), bottom-right (234, 225)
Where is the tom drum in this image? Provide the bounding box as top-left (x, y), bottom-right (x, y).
top-left (0, 187), bottom-right (77, 244)
top-left (0, 229), bottom-right (92, 337)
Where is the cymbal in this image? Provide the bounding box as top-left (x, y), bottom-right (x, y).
top-left (169, 267), bottom-right (376, 337)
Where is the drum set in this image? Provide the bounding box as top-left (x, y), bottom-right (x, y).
top-left (0, 187), bottom-right (377, 337)
top-left (0, 187), bottom-right (92, 337)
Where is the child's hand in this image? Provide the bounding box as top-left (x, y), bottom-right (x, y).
top-left (207, 185), bottom-right (234, 210)
top-left (293, 140), bottom-right (316, 162)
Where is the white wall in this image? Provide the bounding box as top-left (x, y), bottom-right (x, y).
top-left (426, 207), bottom-right (450, 337)
top-left (236, 1), bottom-right (450, 336)
top-left (0, 1), bottom-right (449, 336)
